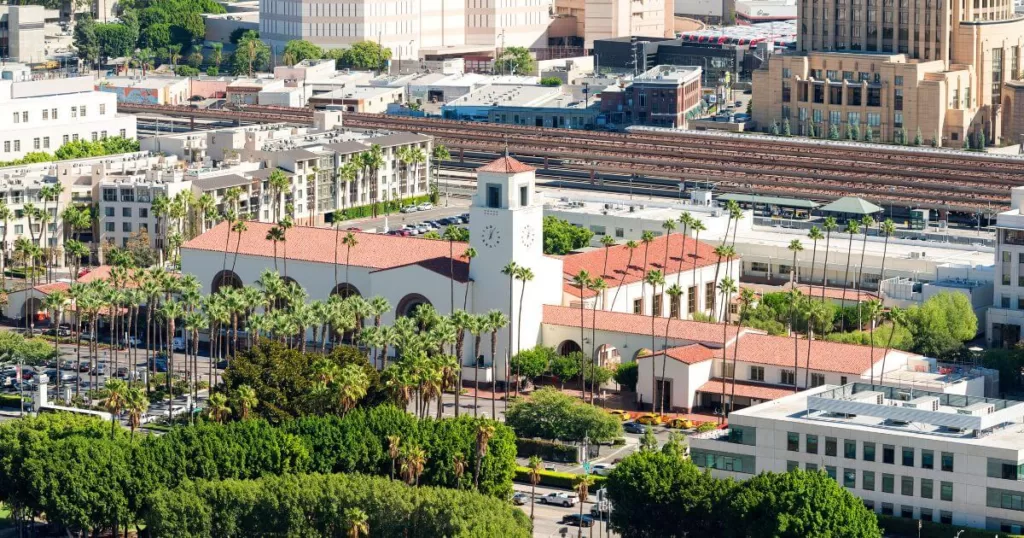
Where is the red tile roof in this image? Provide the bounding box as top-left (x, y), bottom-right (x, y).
top-left (477, 155), bottom-right (535, 174)
top-left (182, 221), bottom-right (469, 281)
top-left (33, 282), bottom-right (70, 295)
top-left (696, 378), bottom-right (795, 401)
top-left (787, 284), bottom-right (878, 303)
top-left (561, 233), bottom-right (730, 297)
top-left (638, 343), bottom-right (715, 364)
top-left (718, 333), bottom-right (892, 375)
top-left (542, 305), bottom-right (740, 346)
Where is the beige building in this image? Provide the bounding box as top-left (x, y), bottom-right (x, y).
top-left (754, 0), bottom-right (1024, 145)
top-left (555, 0), bottom-right (673, 49)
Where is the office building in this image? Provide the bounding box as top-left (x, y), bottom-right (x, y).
top-left (690, 382), bottom-right (1024, 533)
top-left (555, 0), bottom-right (673, 49)
top-left (986, 186), bottom-right (1024, 347)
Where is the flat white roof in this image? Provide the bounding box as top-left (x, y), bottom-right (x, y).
top-left (446, 84), bottom-right (561, 107)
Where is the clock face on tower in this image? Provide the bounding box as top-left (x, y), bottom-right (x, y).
top-left (521, 224), bottom-right (536, 248)
top-left (480, 225), bottom-right (501, 248)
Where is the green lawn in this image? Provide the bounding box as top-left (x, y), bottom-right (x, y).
top-left (0, 504), bottom-right (12, 529)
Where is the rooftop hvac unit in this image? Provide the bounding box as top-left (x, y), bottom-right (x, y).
top-left (629, 205), bottom-right (636, 212)
top-left (903, 396), bottom-right (940, 411)
top-left (957, 402), bottom-right (995, 416)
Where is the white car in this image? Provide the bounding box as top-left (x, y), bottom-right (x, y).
top-left (540, 492), bottom-right (578, 507)
top-left (400, 205), bottom-right (418, 213)
top-left (172, 337), bottom-right (186, 351)
top-left (591, 463), bottom-right (615, 476)
top-left (417, 202), bottom-right (433, 211)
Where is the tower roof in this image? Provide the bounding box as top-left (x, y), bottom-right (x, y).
top-left (477, 155), bottom-right (535, 174)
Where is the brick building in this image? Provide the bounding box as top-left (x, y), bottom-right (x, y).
top-left (601, 65), bottom-right (704, 127)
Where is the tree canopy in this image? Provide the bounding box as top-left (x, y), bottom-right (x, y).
top-left (504, 387), bottom-right (622, 443)
top-left (283, 39), bottom-right (324, 64)
top-left (904, 291), bottom-right (978, 358)
top-left (335, 41), bottom-right (392, 71)
top-left (494, 46), bottom-right (534, 76)
top-left (542, 215), bottom-right (594, 255)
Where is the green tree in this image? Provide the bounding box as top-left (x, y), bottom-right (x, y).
top-left (828, 123), bottom-right (840, 140)
top-left (504, 387), bottom-right (622, 443)
top-left (548, 353), bottom-right (580, 389)
top-left (338, 40), bottom-right (392, 70)
top-left (493, 46), bottom-right (534, 75)
top-left (539, 77), bottom-right (563, 86)
top-left (283, 39), bottom-right (324, 64)
top-left (543, 215), bottom-right (594, 255)
top-left (73, 15), bottom-right (99, 63)
top-left (509, 346), bottom-right (552, 383)
top-left (95, 23), bottom-right (136, 58)
top-left (728, 470), bottom-right (881, 537)
top-left (605, 450), bottom-right (732, 537)
top-left (139, 22), bottom-right (172, 51)
top-left (905, 291), bottom-right (978, 357)
top-left (913, 126), bottom-right (924, 146)
top-left (781, 117), bottom-right (791, 136)
top-left (612, 361), bottom-right (638, 391)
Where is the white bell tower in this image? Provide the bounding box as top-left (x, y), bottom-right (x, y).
top-left (468, 153), bottom-right (563, 380)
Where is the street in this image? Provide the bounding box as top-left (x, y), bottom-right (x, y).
top-left (514, 483), bottom-right (619, 538)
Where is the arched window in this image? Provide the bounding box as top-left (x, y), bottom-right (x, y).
top-left (330, 283), bottom-right (362, 298)
top-left (211, 270), bottom-right (243, 295)
top-left (557, 339), bottom-right (582, 356)
top-left (396, 293), bottom-right (432, 318)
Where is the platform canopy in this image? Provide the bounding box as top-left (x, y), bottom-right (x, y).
top-left (819, 196), bottom-right (883, 216)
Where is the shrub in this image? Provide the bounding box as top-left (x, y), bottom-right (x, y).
top-left (143, 473), bottom-right (531, 538)
top-left (515, 438), bottom-right (578, 463)
top-left (0, 394), bottom-right (27, 407)
top-left (695, 422), bottom-right (717, 433)
top-left (513, 466), bottom-right (607, 490)
top-left (505, 388), bottom-right (622, 443)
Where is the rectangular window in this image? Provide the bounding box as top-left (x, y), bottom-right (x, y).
top-left (921, 478), bottom-right (933, 498)
top-left (722, 362), bottom-right (735, 380)
top-left (843, 469), bottom-right (856, 488)
top-left (787, 432), bottom-right (800, 451)
top-left (42, 109), bottom-right (48, 120)
top-left (750, 366), bottom-right (765, 382)
top-left (670, 294), bottom-right (681, 318)
top-left (940, 511), bottom-right (952, 525)
top-left (140, 208), bottom-right (148, 218)
top-left (71, 107), bottom-right (77, 118)
top-left (519, 185), bottom-right (528, 207)
top-left (882, 473), bottom-right (895, 493)
top-left (920, 508), bottom-right (933, 522)
top-left (811, 373), bottom-right (826, 387)
top-left (826, 466), bottom-right (837, 480)
top-left (2, 141), bottom-right (7, 153)
top-left (901, 505), bottom-right (914, 519)
top-left (42, 137), bottom-right (49, 149)
top-left (104, 222), bottom-right (114, 232)
top-left (486, 184), bottom-right (501, 208)
top-left (901, 476), bottom-right (914, 496)
top-left (705, 281), bottom-right (716, 313)
top-left (806, 434), bottom-right (819, 454)
top-left (33, 138), bottom-right (39, 150)
top-left (787, 460), bottom-right (799, 472)
top-left (940, 482), bottom-right (953, 501)
top-left (902, 447), bottom-right (914, 467)
top-left (687, 286), bottom-right (696, 315)
top-left (100, 103), bottom-right (106, 115)
top-left (921, 449), bottom-right (934, 469)
top-left (882, 503), bottom-right (894, 516)
top-left (122, 222), bottom-right (131, 233)
top-left (80, 105), bottom-right (86, 117)
top-left (806, 463), bottom-right (818, 472)
top-left (13, 141), bottom-right (19, 151)
top-left (781, 369), bottom-right (796, 385)
top-left (863, 470), bottom-right (876, 491)
top-left (121, 208), bottom-right (131, 218)
top-left (845, 440), bottom-right (857, 459)
top-left (63, 135), bottom-right (69, 144)
top-left (652, 294), bottom-right (663, 316)
top-left (633, 298), bottom-right (642, 314)
top-left (883, 444), bottom-right (895, 464)
top-left (825, 437), bottom-right (837, 457)
top-left (941, 452), bottom-right (954, 472)
top-left (104, 207), bottom-right (114, 217)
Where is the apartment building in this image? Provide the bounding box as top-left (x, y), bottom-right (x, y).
top-left (753, 0), bottom-right (1024, 145)
top-left (142, 118), bottom-right (432, 227)
top-left (259, 0), bottom-right (551, 59)
top-left (555, 0), bottom-right (672, 49)
top-left (0, 65), bottom-right (137, 162)
top-left (691, 383), bottom-right (1024, 533)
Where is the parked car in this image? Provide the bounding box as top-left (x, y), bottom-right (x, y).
top-left (591, 463), bottom-right (615, 476)
top-left (91, 363), bottom-right (106, 376)
top-left (560, 514), bottom-right (593, 527)
top-left (77, 362), bottom-right (91, 373)
top-left (540, 492), bottom-right (578, 507)
top-left (623, 422), bottom-right (648, 435)
top-left (417, 202), bottom-right (433, 211)
top-left (609, 410), bottom-right (631, 421)
top-left (511, 492), bottom-right (529, 506)
top-left (635, 413), bottom-right (664, 426)
top-left (400, 205), bottom-right (418, 213)
top-left (666, 417), bottom-right (694, 429)
top-left (172, 336), bottom-right (185, 351)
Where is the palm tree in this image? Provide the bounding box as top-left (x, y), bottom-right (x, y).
top-left (854, 215), bottom-right (876, 330)
top-left (344, 507), bottom-right (369, 538)
top-left (715, 276), bottom-right (737, 420)
top-left (599, 235), bottom-right (616, 279)
top-left (334, 160), bottom-right (359, 282)
top-left (473, 423), bottom-right (495, 490)
top-left (485, 310), bottom-right (509, 419)
top-left (788, 239), bottom-right (804, 288)
top-left (839, 220), bottom-right (860, 331)
top-left (43, 290), bottom-right (67, 394)
top-left (661, 283), bottom-right (682, 414)
top-left (279, 216), bottom-right (294, 277)
top-left (452, 309), bottom-right (472, 415)
top-left (159, 300), bottom-right (184, 420)
top-left (527, 455), bottom-right (543, 521)
top-left (335, 363), bottom-right (370, 414)
top-left (268, 169), bottom-right (290, 223)
top-left (468, 314), bottom-right (486, 417)
top-left (265, 225), bottom-right (284, 271)
top-left (787, 288), bottom-right (803, 393)
top-left (806, 225), bottom-right (824, 288)
top-left (363, 145), bottom-right (385, 217)
top-left (689, 220), bottom-right (706, 318)
top-left (104, 379), bottom-right (128, 439)
top-left (443, 225), bottom-right (462, 313)
top-left (675, 212), bottom-right (693, 286)
top-left (387, 434), bottom-right (401, 480)
top-left (660, 219), bottom-right (676, 271)
top-left (588, 277), bottom-right (607, 404)
top-left (210, 43), bottom-right (223, 71)
top-left (462, 247), bottom-right (477, 310)
top-left (708, 244), bottom-right (730, 318)
top-left (728, 287), bottom-right (756, 416)
top-left (400, 444), bottom-right (427, 486)
top-left (864, 299), bottom-right (884, 384)
top-left (65, 239), bottom-right (89, 284)
top-left (432, 144), bottom-right (450, 200)
top-left (0, 200), bottom-right (10, 291)
top-left (819, 216), bottom-right (838, 299)
top-left (500, 261), bottom-right (518, 398)
top-left (610, 240), bottom-right (638, 308)
top-left (644, 269), bottom-right (664, 411)
top-left (878, 307), bottom-right (907, 385)
top-left (206, 392), bottom-right (231, 423)
top-left (513, 266), bottom-right (534, 396)
top-left (124, 388), bottom-right (149, 442)
top-left (639, 230), bottom-right (655, 309)
top-left (571, 269), bottom-right (591, 393)
top-left (877, 219), bottom-right (896, 303)
top-left (229, 221), bottom-right (248, 275)
top-left (342, 231), bottom-right (358, 291)
top-left (573, 474), bottom-right (595, 538)
top-left (234, 384), bottom-right (258, 420)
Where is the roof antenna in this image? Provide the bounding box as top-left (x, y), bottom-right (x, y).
top-left (503, 135), bottom-right (510, 158)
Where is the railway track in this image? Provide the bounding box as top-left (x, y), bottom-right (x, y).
top-left (118, 103), bottom-right (1024, 213)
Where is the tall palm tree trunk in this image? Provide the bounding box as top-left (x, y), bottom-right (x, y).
top-left (840, 233), bottom-right (856, 331)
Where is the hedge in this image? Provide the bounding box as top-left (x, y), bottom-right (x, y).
top-left (513, 465), bottom-right (607, 490)
top-left (144, 473), bottom-right (532, 538)
top-left (0, 394), bottom-right (27, 408)
top-left (515, 438), bottom-right (578, 463)
top-left (339, 194), bottom-right (431, 220)
top-left (878, 514), bottom-right (1023, 538)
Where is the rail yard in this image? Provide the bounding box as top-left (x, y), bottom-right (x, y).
top-left (119, 102), bottom-right (1024, 214)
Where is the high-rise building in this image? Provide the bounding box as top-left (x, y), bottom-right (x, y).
top-left (555, 0), bottom-right (673, 49)
top-left (259, 0), bottom-right (553, 59)
top-left (752, 0), bottom-right (1024, 146)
